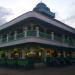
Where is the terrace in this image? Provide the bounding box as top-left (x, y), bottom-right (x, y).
top-left (0, 28), bottom-right (75, 48)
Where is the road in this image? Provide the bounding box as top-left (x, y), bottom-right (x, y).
top-left (0, 64), bottom-right (74, 75)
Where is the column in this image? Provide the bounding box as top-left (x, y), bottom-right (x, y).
top-left (50, 49), bottom-right (52, 57)
top-left (71, 38), bottom-right (74, 46)
top-left (43, 48), bottom-right (47, 62)
top-left (62, 35), bottom-right (65, 43)
top-left (67, 36), bottom-right (69, 44)
top-left (7, 50), bottom-right (11, 59)
top-left (51, 32), bottom-right (54, 40)
top-left (73, 39), bottom-right (75, 46)
top-left (24, 27), bottom-right (27, 38)
top-left (14, 31), bottom-right (17, 40)
top-left (22, 48), bottom-right (25, 59)
top-left (58, 52), bottom-right (61, 57)
top-left (0, 35), bottom-right (2, 43)
top-left (6, 34), bottom-right (9, 42)
top-left (36, 27), bottom-right (39, 37)
top-left (63, 51), bottom-right (66, 58)
top-left (31, 24), bottom-right (34, 30)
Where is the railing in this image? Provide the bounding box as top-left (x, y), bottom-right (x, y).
top-left (54, 35), bottom-right (63, 42)
top-left (16, 32), bottom-right (25, 39)
top-left (0, 30), bottom-right (75, 47)
top-left (27, 30), bottom-right (37, 37)
top-left (8, 35), bottom-right (14, 42)
top-left (39, 32), bottom-right (51, 39)
top-left (2, 38), bottom-right (7, 43)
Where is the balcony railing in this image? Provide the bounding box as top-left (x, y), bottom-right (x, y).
top-left (8, 35), bottom-right (14, 42)
top-left (27, 30), bottom-right (37, 36)
top-left (2, 38), bottom-right (7, 43)
top-left (16, 32), bottom-right (25, 39)
top-left (39, 32), bottom-right (51, 39)
top-left (0, 30), bottom-right (75, 47)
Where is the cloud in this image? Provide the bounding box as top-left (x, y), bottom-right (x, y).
top-left (0, 0), bottom-right (75, 28)
top-left (50, 0), bottom-right (75, 28)
top-left (0, 7), bottom-right (12, 25)
top-left (62, 14), bottom-right (75, 28)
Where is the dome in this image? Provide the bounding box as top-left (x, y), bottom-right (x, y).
top-left (33, 2), bottom-right (55, 18)
top-left (35, 3), bottom-right (47, 7)
top-left (33, 3), bottom-right (50, 12)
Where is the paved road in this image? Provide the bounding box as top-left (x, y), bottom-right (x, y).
top-left (0, 64), bottom-right (75, 75)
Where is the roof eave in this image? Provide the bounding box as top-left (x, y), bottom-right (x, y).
top-left (0, 11), bottom-right (75, 34)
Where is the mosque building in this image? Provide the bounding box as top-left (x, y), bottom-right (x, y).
top-left (0, 2), bottom-right (75, 68)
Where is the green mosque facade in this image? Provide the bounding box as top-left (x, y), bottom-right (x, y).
top-left (0, 3), bottom-right (75, 68)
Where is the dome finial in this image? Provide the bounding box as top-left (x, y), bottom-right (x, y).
top-left (41, 0), bottom-right (42, 3)
top-left (33, 2), bottom-right (55, 18)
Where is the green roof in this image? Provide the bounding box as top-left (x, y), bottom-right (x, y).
top-left (33, 3), bottom-right (55, 18)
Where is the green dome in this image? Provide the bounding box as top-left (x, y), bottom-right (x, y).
top-left (33, 3), bottom-right (55, 18)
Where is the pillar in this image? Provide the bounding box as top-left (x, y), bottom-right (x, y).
top-left (36, 27), bottom-right (39, 37)
top-left (63, 51), bottom-right (66, 58)
top-left (7, 50), bottom-right (11, 59)
top-left (51, 32), bottom-right (54, 40)
top-left (24, 27), bottom-right (27, 38)
top-left (14, 31), bottom-right (17, 40)
top-left (6, 34), bottom-right (9, 42)
top-left (62, 35), bottom-right (65, 43)
top-left (31, 24), bottom-right (34, 30)
top-left (67, 36), bottom-right (69, 44)
top-left (0, 35), bottom-right (2, 43)
top-left (58, 52), bottom-right (61, 57)
top-left (73, 39), bottom-right (75, 46)
top-left (22, 49), bottom-right (25, 59)
top-left (50, 49), bottom-right (52, 57)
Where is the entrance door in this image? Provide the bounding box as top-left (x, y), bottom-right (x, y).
top-left (35, 48), bottom-right (44, 63)
top-left (35, 49), bottom-right (44, 63)
top-left (24, 47), bottom-right (45, 63)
